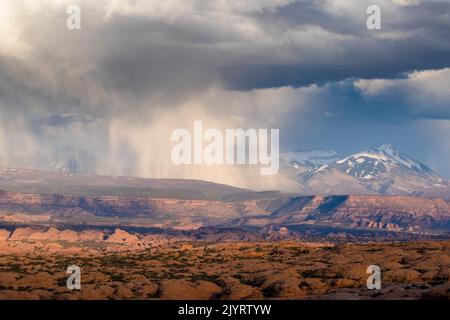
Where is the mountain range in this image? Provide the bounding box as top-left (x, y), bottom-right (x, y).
top-left (2, 144), bottom-right (450, 198)
top-left (281, 144), bottom-right (450, 198)
top-left (1, 150), bottom-right (450, 236)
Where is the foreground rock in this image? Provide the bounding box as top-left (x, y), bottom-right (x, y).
top-left (0, 240), bottom-right (448, 300)
top-left (158, 280), bottom-right (221, 300)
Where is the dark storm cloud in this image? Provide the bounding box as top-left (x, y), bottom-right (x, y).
top-left (1, 0), bottom-right (449, 118)
top-left (1, 0), bottom-right (450, 179)
top-left (223, 0), bottom-right (450, 89)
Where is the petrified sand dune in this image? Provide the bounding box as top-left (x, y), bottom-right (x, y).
top-left (258, 271), bottom-right (306, 298)
top-left (28, 227), bottom-right (60, 241)
top-left (0, 229), bottom-right (11, 241)
top-left (57, 230), bottom-right (80, 242)
top-left (0, 240), bottom-right (449, 299)
top-left (4, 227), bottom-right (141, 245)
top-left (0, 226), bottom-right (188, 254)
top-left (218, 277), bottom-right (264, 300)
top-left (158, 280), bottom-right (221, 300)
top-left (78, 230), bottom-right (105, 242)
top-left (8, 227), bottom-right (78, 242)
top-left (9, 227), bottom-right (35, 241)
top-left (105, 229), bottom-right (139, 244)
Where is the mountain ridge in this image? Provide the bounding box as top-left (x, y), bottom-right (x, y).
top-left (282, 144), bottom-right (450, 197)
top-left (2, 190), bottom-right (449, 235)
top-left (2, 144), bottom-right (450, 198)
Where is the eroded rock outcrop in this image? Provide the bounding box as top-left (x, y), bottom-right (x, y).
top-left (10, 227), bottom-right (35, 241)
top-left (79, 230), bottom-right (105, 242)
top-left (106, 229), bottom-right (139, 244)
top-left (0, 229), bottom-right (11, 241)
top-left (158, 280), bottom-right (221, 300)
top-left (28, 227), bottom-right (60, 241)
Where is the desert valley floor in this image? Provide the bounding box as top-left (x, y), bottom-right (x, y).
top-left (0, 230), bottom-right (449, 300)
top-left (1, 170), bottom-right (450, 299)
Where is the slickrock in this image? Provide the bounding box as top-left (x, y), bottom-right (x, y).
top-left (384, 269), bottom-right (422, 282)
top-left (142, 235), bottom-right (172, 247)
top-left (218, 277), bottom-right (263, 300)
top-left (0, 272), bottom-right (18, 286)
top-left (0, 229), bottom-right (11, 241)
top-left (58, 230), bottom-right (79, 242)
top-left (114, 287), bottom-right (134, 300)
top-left (106, 229), bottom-right (139, 244)
top-left (343, 264), bottom-right (367, 281)
top-left (300, 278), bottom-right (329, 295)
top-left (9, 227), bottom-right (35, 241)
top-left (16, 272), bottom-right (55, 288)
top-left (383, 261), bottom-right (404, 270)
top-left (158, 280), bottom-right (221, 300)
top-left (0, 291), bottom-right (41, 300)
top-left (82, 272), bottom-right (111, 284)
top-left (180, 243), bottom-right (194, 250)
top-left (334, 278), bottom-right (359, 288)
top-left (0, 240), bottom-right (448, 299)
top-left (438, 268), bottom-right (450, 280)
top-left (28, 227), bottom-right (60, 241)
top-left (42, 242), bottom-right (64, 252)
top-left (74, 285), bottom-right (110, 300)
top-left (139, 283), bottom-right (159, 298)
top-left (259, 271), bottom-right (306, 298)
top-left (60, 247), bottom-right (84, 254)
top-left (79, 230), bottom-right (105, 242)
top-left (421, 270), bottom-right (439, 281)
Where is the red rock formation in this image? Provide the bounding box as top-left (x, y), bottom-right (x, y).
top-left (57, 230), bottom-right (79, 242)
top-left (28, 227), bottom-right (60, 241)
top-left (106, 229), bottom-right (139, 244)
top-left (9, 227), bottom-right (35, 241)
top-left (0, 191), bottom-right (268, 219)
top-left (79, 230), bottom-right (105, 242)
top-left (0, 229), bottom-right (11, 241)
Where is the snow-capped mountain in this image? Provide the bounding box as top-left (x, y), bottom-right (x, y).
top-left (287, 144), bottom-right (449, 196)
top-left (333, 144), bottom-right (441, 182)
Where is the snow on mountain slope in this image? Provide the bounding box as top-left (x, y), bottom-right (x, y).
top-left (292, 144), bottom-right (449, 196)
top-left (333, 144), bottom-right (442, 183)
top-left (335, 144), bottom-right (440, 181)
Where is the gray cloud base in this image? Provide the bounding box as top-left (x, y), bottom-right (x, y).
top-left (0, 0), bottom-right (450, 181)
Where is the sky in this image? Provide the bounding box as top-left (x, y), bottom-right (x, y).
top-left (0, 0), bottom-right (450, 186)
